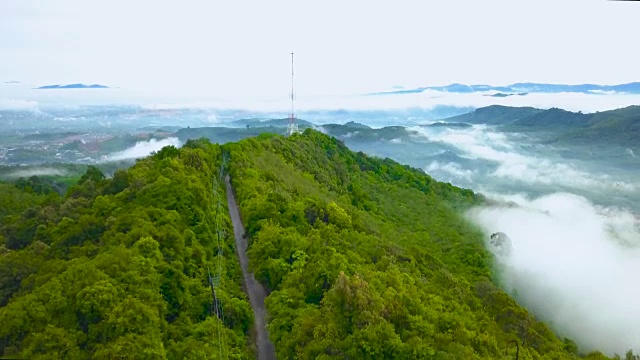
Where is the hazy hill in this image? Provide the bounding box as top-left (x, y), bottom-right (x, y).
top-left (506, 106), bottom-right (640, 151)
top-left (423, 122), bottom-right (473, 129)
top-left (443, 105), bottom-right (543, 125)
top-left (230, 117), bottom-right (315, 128)
top-left (445, 105), bottom-right (640, 151)
top-left (179, 122), bottom-right (420, 145)
top-left (319, 123), bottom-right (415, 141)
top-left (371, 82), bottom-right (640, 95)
top-left (36, 83), bottom-right (109, 89)
top-left (507, 107), bottom-right (591, 129)
top-left (343, 120), bottom-right (371, 129)
top-left (554, 106), bottom-right (640, 151)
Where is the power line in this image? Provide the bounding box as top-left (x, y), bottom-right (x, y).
top-left (208, 152), bottom-right (230, 359)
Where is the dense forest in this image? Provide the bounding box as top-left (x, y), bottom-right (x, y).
top-left (0, 129), bottom-right (634, 359)
top-left (225, 130), bottom-right (617, 359)
top-left (0, 140), bottom-right (253, 358)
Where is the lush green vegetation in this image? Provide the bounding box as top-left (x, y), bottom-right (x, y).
top-left (13, 174), bottom-right (80, 196)
top-left (226, 129), bottom-right (612, 359)
top-left (2, 129), bottom-right (634, 358)
top-left (505, 108), bottom-right (590, 130)
top-left (0, 183), bottom-right (47, 221)
top-left (0, 141), bottom-right (253, 358)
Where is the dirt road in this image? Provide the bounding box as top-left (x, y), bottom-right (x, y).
top-left (225, 175), bottom-right (276, 360)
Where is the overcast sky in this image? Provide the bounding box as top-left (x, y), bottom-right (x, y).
top-left (1, 0), bottom-right (639, 98)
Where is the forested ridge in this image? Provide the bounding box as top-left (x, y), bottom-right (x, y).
top-left (0, 140), bottom-right (253, 358)
top-left (225, 129), bottom-right (613, 359)
top-left (0, 129), bottom-right (623, 359)
top-left (445, 105), bottom-right (640, 152)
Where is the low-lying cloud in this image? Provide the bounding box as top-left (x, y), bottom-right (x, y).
top-left (411, 125), bottom-right (638, 194)
top-left (107, 137), bottom-right (181, 161)
top-left (0, 98), bottom-right (40, 111)
top-left (4, 167), bottom-right (69, 179)
top-left (386, 123), bottom-right (640, 354)
top-left (4, 78), bottom-right (640, 114)
top-left (468, 193), bottom-right (640, 355)
top-left (426, 161), bottom-right (475, 182)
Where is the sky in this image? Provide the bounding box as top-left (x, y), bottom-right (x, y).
top-left (1, 0), bottom-right (639, 101)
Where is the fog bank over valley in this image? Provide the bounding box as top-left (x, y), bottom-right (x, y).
top-left (106, 137), bottom-right (181, 161)
top-left (469, 193), bottom-right (640, 354)
top-left (3, 167), bottom-right (70, 179)
top-left (334, 113), bottom-right (640, 355)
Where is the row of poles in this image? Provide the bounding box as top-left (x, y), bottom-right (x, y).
top-left (208, 151), bottom-right (230, 359)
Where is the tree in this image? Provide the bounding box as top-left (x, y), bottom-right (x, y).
top-left (79, 165), bottom-right (106, 185)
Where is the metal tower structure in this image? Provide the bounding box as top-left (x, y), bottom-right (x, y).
top-left (286, 52), bottom-right (300, 136)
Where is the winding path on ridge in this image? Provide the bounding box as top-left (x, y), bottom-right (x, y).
top-left (225, 175), bottom-right (276, 360)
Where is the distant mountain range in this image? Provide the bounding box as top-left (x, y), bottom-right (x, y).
top-left (444, 105), bottom-right (543, 125)
top-left (369, 82), bottom-right (640, 95)
top-left (36, 83), bottom-right (109, 89)
top-left (230, 117), bottom-right (315, 128)
top-left (486, 92), bottom-right (528, 98)
top-left (443, 104), bottom-right (640, 151)
top-left (181, 104), bottom-right (640, 153)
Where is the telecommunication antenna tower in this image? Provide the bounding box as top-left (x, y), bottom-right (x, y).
top-left (286, 52), bottom-right (300, 136)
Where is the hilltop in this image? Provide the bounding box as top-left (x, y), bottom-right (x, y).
top-left (0, 130), bottom-right (623, 358)
top-left (443, 105), bottom-right (544, 125)
top-left (224, 130), bottom-right (614, 359)
top-left (443, 105), bottom-right (640, 151)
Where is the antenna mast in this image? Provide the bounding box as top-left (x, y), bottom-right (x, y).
top-left (287, 52), bottom-right (299, 136)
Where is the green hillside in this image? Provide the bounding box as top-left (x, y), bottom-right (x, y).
top-left (505, 108), bottom-right (590, 130)
top-left (444, 105), bottom-right (543, 125)
top-left (503, 106), bottom-right (640, 152)
top-left (447, 105), bottom-right (640, 151)
top-left (0, 183), bottom-right (47, 221)
top-left (0, 131), bottom-right (622, 359)
top-left (0, 141), bottom-right (253, 359)
top-left (556, 106), bottom-right (640, 150)
top-left (225, 130), bottom-right (610, 359)
top-left (319, 123), bottom-right (417, 142)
